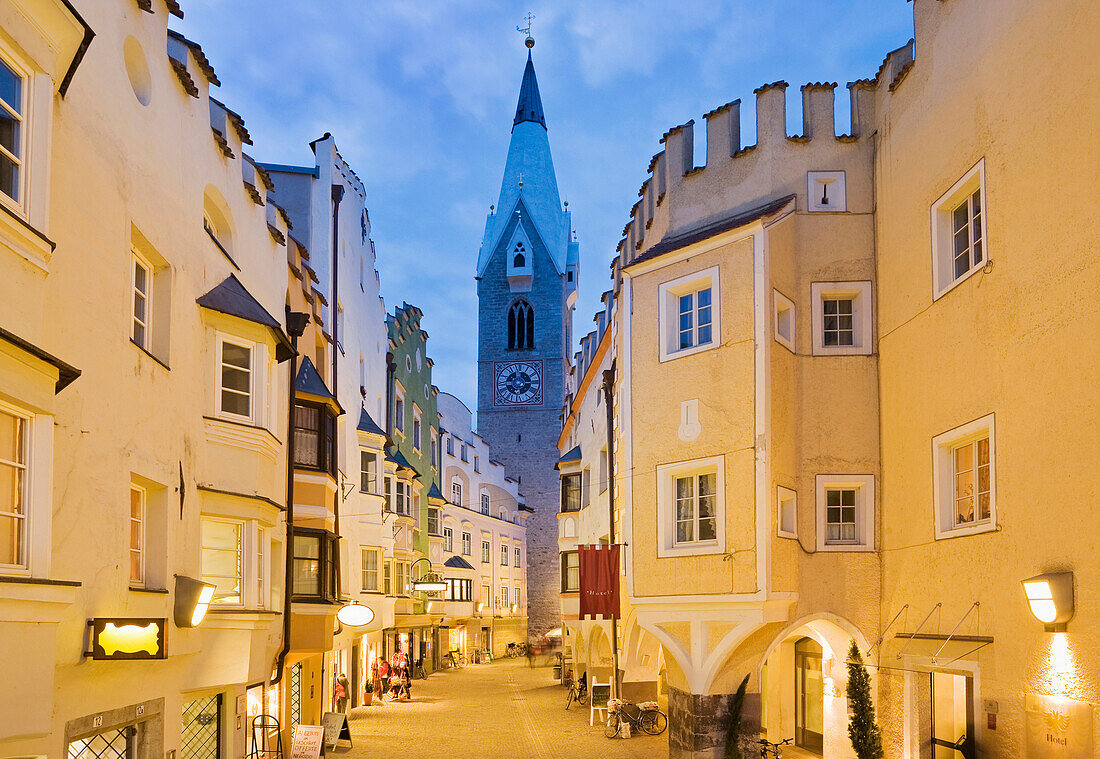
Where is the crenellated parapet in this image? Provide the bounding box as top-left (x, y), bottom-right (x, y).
top-left (616, 61), bottom-right (901, 265)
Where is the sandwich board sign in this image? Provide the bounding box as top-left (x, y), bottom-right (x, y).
top-left (590, 681), bottom-right (611, 726)
top-left (322, 712), bottom-right (353, 750)
top-left (290, 725), bottom-right (324, 759)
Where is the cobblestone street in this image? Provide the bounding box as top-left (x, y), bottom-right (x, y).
top-left (342, 659), bottom-right (668, 759)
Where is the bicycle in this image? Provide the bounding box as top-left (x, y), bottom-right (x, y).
top-left (564, 679), bottom-right (588, 710)
top-left (758, 737), bottom-right (792, 757)
top-left (604, 699), bottom-right (667, 738)
top-left (506, 642), bottom-right (527, 658)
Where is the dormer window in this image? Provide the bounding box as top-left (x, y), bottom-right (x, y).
top-left (512, 242), bottom-right (526, 268)
top-left (506, 235), bottom-right (533, 291)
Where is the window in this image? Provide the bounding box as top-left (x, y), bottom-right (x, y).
top-left (129, 485), bottom-right (145, 586)
top-left (443, 527), bottom-right (453, 553)
top-left (383, 475), bottom-right (393, 512)
top-left (507, 300), bottom-right (535, 350)
top-left (431, 431), bottom-right (439, 469)
top-left (512, 242), bottom-right (526, 268)
top-left (473, 455), bottom-right (479, 473)
top-left (482, 584), bottom-right (491, 608)
top-left (451, 480), bottom-right (463, 507)
top-left (673, 473), bottom-right (717, 546)
top-left (932, 414), bottom-right (996, 539)
top-left (446, 436), bottom-right (454, 455)
top-left (659, 267), bottom-right (720, 361)
top-left (361, 547), bottom-right (380, 592)
top-left (514, 586), bottom-right (522, 608)
top-left (656, 456), bottom-right (726, 557)
top-left (218, 338), bottom-right (254, 421)
top-left (446, 578), bottom-right (472, 601)
top-left (131, 252), bottom-right (152, 350)
top-left (499, 509), bottom-right (507, 521)
top-left (395, 561), bottom-right (409, 596)
top-left (773, 290), bottom-right (795, 352)
top-left (461, 531), bottom-right (471, 556)
top-left (460, 443), bottom-right (468, 462)
top-left (293, 402), bottom-right (336, 475)
top-left (394, 385), bottom-right (405, 434)
top-left (599, 448), bottom-right (608, 494)
top-left (807, 170), bottom-right (847, 212)
top-left (814, 475), bottom-right (875, 551)
top-left (481, 540), bottom-right (490, 564)
top-left (777, 486), bottom-right (797, 539)
top-left (0, 406), bottom-right (28, 569)
top-left (561, 551), bottom-right (579, 592)
top-left (201, 518), bottom-right (243, 605)
top-left (383, 560), bottom-right (392, 596)
top-left (810, 281), bottom-right (872, 355)
top-left (560, 473), bottom-right (581, 512)
top-left (412, 408), bottom-right (421, 451)
top-left (0, 55), bottom-right (26, 208)
top-left (514, 547), bottom-right (521, 568)
top-left (582, 468), bottom-right (591, 509)
top-left (480, 493), bottom-right (490, 515)
top-left (931, 159), bottom-right (987, 299)
top-left (427, 506), bottom-right (440, 536)
top-left (501, 543), bottom-right (509, 566)
top-left (360, 450), bottom-right (377, 493)
top-left (291, 528), bottom-right (339, 601)
top-left (256, 527), bottom-right (266, 609)
top-left (501, 585), bottom-right (509, 607)
top-left (405, 355), bottom-right (412, 373)
top-left (394, 480), bottom-right (411, 516)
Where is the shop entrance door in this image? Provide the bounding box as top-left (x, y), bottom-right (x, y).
top-left (794, 637), bottom-right (824, 755)
top-left (932, 672), bottom-right (975, 758)
top-left (181, 694), bottom-right (222, 759)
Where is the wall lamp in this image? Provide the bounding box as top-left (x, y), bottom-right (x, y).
top-left (174, 575), bottom-right (216, 628)
top-left (336, 600), bottom-right (375, 627)
top-left (1022, 571), bottom-right (1074, 632)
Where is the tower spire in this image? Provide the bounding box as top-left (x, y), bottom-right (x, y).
top-left (513, 14), bottom-right (545, 131)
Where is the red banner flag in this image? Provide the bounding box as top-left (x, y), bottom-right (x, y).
top-left (579, 544), bottom-right (620, 620)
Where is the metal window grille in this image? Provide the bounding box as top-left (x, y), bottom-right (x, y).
top-left (181, 694), bottom-right (222, 759)
top-left (68, 728), bottom-right (134, 759)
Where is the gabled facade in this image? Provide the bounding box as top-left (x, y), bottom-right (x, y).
top-left (476, 40), bottom-right (577, 639)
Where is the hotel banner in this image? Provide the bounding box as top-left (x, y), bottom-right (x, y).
top-left (579, 544), bottom-right (620, 620)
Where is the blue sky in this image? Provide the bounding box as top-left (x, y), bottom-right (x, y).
top-left (176, 1), bottom-right (913, 411)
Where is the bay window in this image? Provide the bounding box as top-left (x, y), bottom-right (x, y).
top-left (291, 527), bottom-right (339, 602)
top-left (293, 401), bottom-right (336, 475)
top-left (561, 551), bottom-right (579, 592)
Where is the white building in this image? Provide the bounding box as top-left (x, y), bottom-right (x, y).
top-left (437, 392), bottom-right (529, 658)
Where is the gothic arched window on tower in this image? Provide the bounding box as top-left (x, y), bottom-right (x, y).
top-left (512, 242), bottom-right (526, 269)
top-left (507, 300), bottom-right (535, 350)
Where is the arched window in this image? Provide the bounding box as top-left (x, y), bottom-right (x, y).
top-left (512, 242), bottom-right (526, 268)
top-left (507, 300), bottom-right (534, 350)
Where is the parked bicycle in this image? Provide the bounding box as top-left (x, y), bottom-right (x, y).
top-left (758, 737), bottom-right (793, 757)
top-left (564, 676), bottom-right (588, 710)
top-left (506, 642), bottom-right (528, 658)
top-left (603, 699), bottom-right (667, 738)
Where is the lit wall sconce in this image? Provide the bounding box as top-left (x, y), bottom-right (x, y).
top-left (174, 575), bottom-right (216, 628)
top-left (510, 604), bottom-right (518, 613)
top-left (475, 602), bottom-right (484, 614)
top-left (336, 600), bottom-right (375, 627)
top-left (1022, 571), bottom-right (1074, 632)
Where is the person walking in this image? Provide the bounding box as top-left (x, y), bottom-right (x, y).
top-left (378, 658), bottom-right (390, 698)
top-left (334, 674), bottom-right (349, 713)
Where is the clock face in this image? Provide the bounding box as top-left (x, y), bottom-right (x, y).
top-left (495, 361), bottom-right (543, 406)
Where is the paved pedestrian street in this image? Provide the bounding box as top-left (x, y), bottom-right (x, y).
top-left (341, 659), bottom-right (668, 759)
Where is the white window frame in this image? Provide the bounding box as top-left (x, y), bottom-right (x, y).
top-left (0, 48), bottom-right (30, 217)
top-left (215, 333), bottom-right (260, 424)
top-left (201, 516), bottom-right (249, 607)
top-left (932, 414), bottom-right (997, 540)
top-left (777, 485), bottom-right (797, 540)
top-left (461, 531), bottom-right (471, 556)
top-left (361, 546), bottom-right (381, 592)
top-left (655, 455), bottom-right (725, 557)
top-left (383, 560), bottom-right (393, 595)
top-left (412, 406), bottom-right (422, 451)
top-left (393, 383), bottom-right (405, 435)
top-left (481, 540), bottom-right (490, 564)
top-left (0, 400), bottom-right (50, 577)
top-left (443, 526), bottom-right (453, 553)
top-left (773, 289), bottom-right (795, 352)
top-left (131, 249), bottom-right (153, 351)
top-left (360, 449), bottom-right (378, 493)
top-left (0, 401), bottom-right (30, 572)
top-left (129, 483), bottom-right (146, 587)
top-left (814, 474), bottom-right (875, 552)
top-left (807, 170), bottom-right (847, 212)
top-left (500, 543), bottom-right (508, 566)
top-left (473, 455), bottom-right (479, 473)
top-left (658, 266), bottom-right (721, 362)
top-left (931, 159), bottom-right (987, 300)
top-left (451, 479), bottom-right (463, 507)
top-left (810, 281), bottom-right (872, 356)
top-left (480, 492), bottom-right (490, 515)
top-left (431, 430), bottom-right (439, 469)
top-left (514, 546), bottom-right (521, 568)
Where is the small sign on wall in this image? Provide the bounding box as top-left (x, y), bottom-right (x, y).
top-left (86, 618), bottom-right (166, 660)
top-left (1025, 694), bottom-right (1093, 758)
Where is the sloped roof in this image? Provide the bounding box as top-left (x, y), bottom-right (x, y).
top-left (513, 52), bottom-right (545, 130)
top-left (196, 274), bottom-right (293, 361)
top-left (0, 327), bottom-right (80, 393)
top-left (554, 445), bottom-right (581, 469)
top-left (444, 555), bottom-right (475, 570)
top-left (428, 483), bottom-right (446, 502)
top-left (387, 448), bottom-right (416, 473)
top-left (357, 407), bottom-right (385, 437)
top-left (294, 356), bottom-right (343, 413)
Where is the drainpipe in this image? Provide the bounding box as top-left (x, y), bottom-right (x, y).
top-left (603, 362), bottom-right (620, 700)
top-left (330, 184), bottom-right (344, 599)
top-left (272, 310), bottom-right (310, 685)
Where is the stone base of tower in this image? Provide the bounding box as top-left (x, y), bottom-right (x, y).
top-left (668, 687), bottom-right (760, 759)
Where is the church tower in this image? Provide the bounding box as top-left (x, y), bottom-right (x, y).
top-left (476, 33), bottom-right (578, 638)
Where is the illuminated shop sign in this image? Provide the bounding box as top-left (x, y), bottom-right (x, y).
top-left (86, 617), bottom-right (167, 660)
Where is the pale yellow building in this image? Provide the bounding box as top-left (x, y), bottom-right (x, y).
top-left (565, 1), bottom-right (1100, 757)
